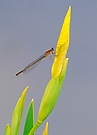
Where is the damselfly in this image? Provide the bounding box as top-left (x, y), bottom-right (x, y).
top-left (16, 47), bottom-right (54, 76)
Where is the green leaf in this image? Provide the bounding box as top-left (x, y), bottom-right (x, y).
top-left (23, 99), bottom-right (34, 135)
top-left (37, 59), bottom-right (68, 124)
top-left (11, 86), bottom-right (28, 135)
top-left (59, 58), bottom-right (68, 89)
top-left (4, 124), bottom-right (11, 135)
top-left (37, 76), bottom-right (59, 123)
top-left (28, 48), bottom-right (69, 135)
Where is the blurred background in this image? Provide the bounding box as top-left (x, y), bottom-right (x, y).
top-left (0, 1), bottom-right (97, 135)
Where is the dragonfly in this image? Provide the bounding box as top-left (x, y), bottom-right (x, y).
top-left (16, 47), bottom-right (55, 76)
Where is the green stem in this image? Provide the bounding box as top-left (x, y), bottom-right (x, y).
top-left (28, 121), bottom-right (41, 135)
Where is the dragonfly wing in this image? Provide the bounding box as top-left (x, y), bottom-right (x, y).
top-left (22, 53), bottom-right (45, 74)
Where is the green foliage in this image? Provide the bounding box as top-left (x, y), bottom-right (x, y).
top-left (4, 124), bottom-right (11, 135)
top-left (4, 58), bottom-right (68, 135)
top-left (11, 87), bottom-right (28, 135)
top-left (23, 99), bottom-right (34, 135)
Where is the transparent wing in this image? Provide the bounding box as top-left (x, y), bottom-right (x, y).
top-left (16, 53), bottom-right (45, 76)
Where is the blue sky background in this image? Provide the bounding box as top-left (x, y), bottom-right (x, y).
top-left (0, 1), bottom-right (97, 135)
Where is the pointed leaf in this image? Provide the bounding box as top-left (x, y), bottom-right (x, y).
top-left (23, 99), bottom-right (34, 135)
top-left (11, 86), bottom-right (28, 135)
top-left (4, 124), bottom-right (11, 135)
top-left (42, 122), bottom-right (48, 135)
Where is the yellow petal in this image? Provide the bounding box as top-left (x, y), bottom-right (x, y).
top-left (52, 6), bottom-right (71, 77)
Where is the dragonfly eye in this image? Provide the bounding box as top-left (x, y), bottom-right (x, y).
top-left (51, 47), bottom-right (55, 54)
top-left (51, 47), bottom-right (54, 51)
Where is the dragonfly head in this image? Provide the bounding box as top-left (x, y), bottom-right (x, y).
top-left (51, 47), bottom-right (55, 55)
